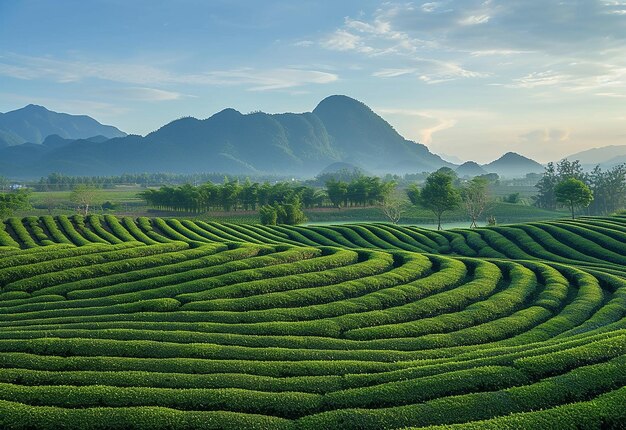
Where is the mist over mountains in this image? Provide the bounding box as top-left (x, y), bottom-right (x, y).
top-left (0, 96), bottom-right (549, 179)
top-left (0, 104), bottom-right (126, 147)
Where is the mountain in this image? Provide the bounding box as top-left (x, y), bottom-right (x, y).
top-left (0, 96), bottom-right (453, 178)
top-left (564, 145), bottom-right (626, 167)
top-left (439, 153), bottom-right (464, 164)
top-left (482, 152), bottom-right (544, 178)
top-left (312, 96), bottom-right (450, 173)
top-left (455, 161), bottom-right (487, 178)
top-left (0, 104), bottom-right (126, 146)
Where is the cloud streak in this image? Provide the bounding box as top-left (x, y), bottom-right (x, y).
top-left (0, 54), bottom-right (338, 91)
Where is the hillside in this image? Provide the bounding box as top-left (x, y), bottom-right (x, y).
top-left (483, 152), bottom-right (545, 178)
top-left (0, 214), bottom-right (624, 428)
top-left (455, 161), bottom-right (487, 177)
top-left (0, 96), bottom-right (453, 178)
top-left (0, 104), bottom-right (126, 146)
top-left (565, 144), bottom-right (626, 166)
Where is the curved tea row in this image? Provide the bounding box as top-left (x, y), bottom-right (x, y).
top-left (0, 215), bottom-right (624, 429)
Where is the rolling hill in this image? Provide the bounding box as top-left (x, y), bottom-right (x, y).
top-left (482, 152), bottom-right (544, 178)
top-left (564, 145), bottom-right (626, 168)
top-left (0, 214), bottom-right (624, 428)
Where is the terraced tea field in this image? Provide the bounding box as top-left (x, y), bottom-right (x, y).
top-left (0, 214), bottom-right (625, 429)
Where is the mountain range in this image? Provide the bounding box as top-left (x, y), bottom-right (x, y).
top-left (564, 145), bottom-right (626, 169)
top-left (0, 104), bottom-right (126, 147)
top-left (0, 96), bottom-right (549, 179)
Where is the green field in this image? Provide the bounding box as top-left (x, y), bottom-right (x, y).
top-left (22, 187), bottom-right (567, 226)
top-left (0, 215), bottom-right (624, 429)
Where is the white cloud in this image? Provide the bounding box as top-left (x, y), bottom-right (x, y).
top-left (0, 54), bottom-right (338, 91)
top-left (509, 71), bottom-right (571, 88)
top-left (377, 108), bottom-right (462, 143)
top-left (596, 92), bottom-right (626, 98)
top-left (321, 30), bottom-right (373, 53)
top-left (199, 68), bottom-right (338, 91)
top-left (421, 2), bottom-right (439, 12)
top-left (372, 68), bottom-right (416, 78)
top-left (292, 40), bottom-right (314, 47)
top-left (470, 49), bottom-right (534, 56)
top-left (520, 128), bottom-right (570, 143)
top-left (320, 10), bottom-right (437, 57)
top-left (110, 87), bottom-right (191, 101)
top-left (459, 14), bottom-right (490, 25)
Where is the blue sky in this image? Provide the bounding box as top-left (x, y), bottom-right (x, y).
top-left (1, 0), bottom-right (625, 163)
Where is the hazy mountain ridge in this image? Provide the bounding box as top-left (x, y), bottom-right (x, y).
top-left (482, 152), bottom-right (545, 178)
top-left (0, 104), bottom-right (126, 146)
top-left (456, 161), bottom-right (487, 178)
top-left (564, 145), bottom-right (626, 168)
top-left (0, 96), bottom-right (454, 177)
top-left (0, 97), bottom-right (551, 179)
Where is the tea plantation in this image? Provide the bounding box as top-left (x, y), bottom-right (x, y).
top-left (0, 214), bottom-right (625, 429)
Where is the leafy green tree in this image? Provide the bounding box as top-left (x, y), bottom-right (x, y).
top-left (420, 171), bottom-right (461, 230)
top-left (534, 162), bottom-right (559, 210)
top-left (259, 205), bottom-right (277, 225)
top-left (0, 190), bottom-right (31, 219)
top-left (504, 192), bottom-right (520, 204)
top-left (587, 164), bottom-right (626, 215)
top-left (240, 179), bottom-right (259, 211)
top-left (406, 184), bottom-right (420, 205)
top-left (277, 196), bottom-right (307, 225)
top-left (326, 179), bottom-right (348, 208)
top-left (555, 178), bottom-right (593, 219)
top-left (220, 179), bottom-right (241, 212)
top-left (557, 159), bottom-right (585, 181)
top-left (461, 177), bottom-right (489, 228)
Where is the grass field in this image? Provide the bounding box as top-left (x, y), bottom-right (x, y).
top-left (22, 187), bottom-right (566, 226)
top-left (0, 215), bottom-right (624, 428)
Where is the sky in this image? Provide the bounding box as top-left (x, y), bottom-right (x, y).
top-left (0, 0), bottom-right (625, 163)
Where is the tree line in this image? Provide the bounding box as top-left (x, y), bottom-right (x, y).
top-left (534, 159), bottom-right (618, 216)
top-left (139, 176), bottom-right (397, 214)
top-left (34, 172), bottom-right (289, 191)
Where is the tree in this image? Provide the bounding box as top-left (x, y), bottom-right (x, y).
top-left (405, 184), bottom-right (420, 205)
top-left (587, 164), bottom-right (626, 215)
top-left (534, 162), bottom-right (559, 210)
top-left (419, 171), bottom-right (461, 230)
top-left (0, 190), bottom-right (31, 219)
top-left (220, 179), bottom-right (241, 212)
top-left (535, 160), bottom-right (587, 210)
top-left (461, 177), bottom-right (489, 228)
top-left (555, 178), bottom-right (593, 219)
top-left (70, 185), bottom-right (100, 216)
top-left (259, 205), bottom-right (277, 225)
top-left (277, 195), bottom-right (307, 225)
top-left (503, 193), bottom-right (520, 204)
top-left (380, 193), bottom-right (408, 224)
top-left (326, 179), bottom-right (348, 208)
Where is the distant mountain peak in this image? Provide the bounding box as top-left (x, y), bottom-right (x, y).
top-left (483, 151), bottom-right (544, 178)
top-left (0, 104), bottom-right (126, 146)
top-left (313, 94), bottom-right (370, 113)
top-left (455, 161), bottom-right (487, 178)
top-left (211, 108), bottom-right (243, 119)
top-left (499, 151), bottom-right (531, 161)
top-left (460, 160), bottom-right (481, 167)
